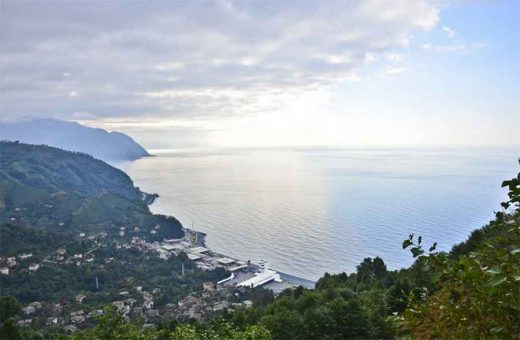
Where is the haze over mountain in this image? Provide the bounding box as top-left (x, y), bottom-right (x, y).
top-left (0, 118), bottom-right (150, 161)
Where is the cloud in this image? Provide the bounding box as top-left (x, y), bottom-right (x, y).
top-left (422, 42), bottom-right (485, 53)
top-left (0, 0), bottom-right (439, 122)
top-left (442, 26), bottom-right (456, 39)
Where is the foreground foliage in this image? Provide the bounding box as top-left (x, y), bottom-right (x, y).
top-left (398, 165), bottom-right (520, 338)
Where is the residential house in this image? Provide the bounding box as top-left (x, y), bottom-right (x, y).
top-left (29, 301), bottom-right (42, 309)
top-left (75, 294), bottom-right (87, 303)
top-left (28, 264), bottom-right (40, 271)
top-left (63, 325), bottom-right (77, 332)
top-left (17, 319), bottom-right (32, 327)
top-left (22, 306), bottom-right (35, 315)
top-left (46, 317), bottom-right (58, 326)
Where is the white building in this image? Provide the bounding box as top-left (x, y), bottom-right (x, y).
top-left (28, 264), bottom-right (40, 271)
top-left (237, 270), bottom-right (282, 288)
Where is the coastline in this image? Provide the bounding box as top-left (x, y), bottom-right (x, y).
top-left (184, 228), bottom-right (316, 291)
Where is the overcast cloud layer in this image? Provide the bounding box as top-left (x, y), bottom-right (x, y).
top-left (1, 0), bottom-right (440, 122)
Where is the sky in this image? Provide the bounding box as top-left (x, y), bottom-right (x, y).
top-left (1, 0), bottom-right (519, 149)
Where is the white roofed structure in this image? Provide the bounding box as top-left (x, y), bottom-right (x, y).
top-left (237, 269), bottom-right (282, 288)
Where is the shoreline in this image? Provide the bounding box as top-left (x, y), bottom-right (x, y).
top-left (184, 228), bottom-right (316, 290)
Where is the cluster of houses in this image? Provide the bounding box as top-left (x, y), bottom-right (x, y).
top-left (110, 286), bottom-right (157, 320)
top-left (0, 253), bottom-right (41, 275)
top-left (16, 300), bottom-right (104, 332)
top-left (2, 224), bottom-right (290, 332)
top-left (0, 231), bottom-right (111, 276)
top-left (172, 282), bottom-right (253, 321)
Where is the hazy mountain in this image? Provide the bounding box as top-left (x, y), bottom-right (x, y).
top-left (0, 118), bottom-right (150, 161)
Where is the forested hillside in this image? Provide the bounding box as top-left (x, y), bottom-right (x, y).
top-left (0, 141), bottom-right (180, 239)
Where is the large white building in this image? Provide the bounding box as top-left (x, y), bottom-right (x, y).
top-left (237, 260), bottom-right (282, 288)
top-left (237, 269), bottom-right (282, 288)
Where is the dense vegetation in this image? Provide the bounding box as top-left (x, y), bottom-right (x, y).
top-left (0, 141), bottom-right (183, 238)
top-left (0, 224), bottom-right (227, 305)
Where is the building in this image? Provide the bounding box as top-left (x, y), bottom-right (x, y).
top-left (146, 309), bottom-right (160, 318)
top-left (187, 253), bottom-right (201, 261)
top-left (70, 310), bottom-right (84, 317)
top-left (22, 306), bottom-right (36, 315)
top-left (217, 273), bottom-right (235, 285)
top-left (190, 246), bottom-right (210, 255)
top-left (63, 325), bottom-right (78, 332)
top-left (203, 282), bottom-right (215, 292)
top-left (18, 319), bottom-right (32, 327)
top-left (217, 257), bottom-right (235, 268)
top-left (177, 295), bottom-right (200, 308)
top-left (28, 264), bottom-right (40, 271)
top-left (71, 315), bottom-right (85, 324)
top-left (161, 244), bottom-right (176, 251)
top-left (46, 317), bottom-right (58, 326)
top-left (75, 294), bottom-right (87, 303)
top-left (237, 269), bottom-right (282, 288)
top-left (29, 301), bottom-right (42, 309)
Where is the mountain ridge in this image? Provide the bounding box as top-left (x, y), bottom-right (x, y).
top-left (0, 118), bottom-right (150, 161)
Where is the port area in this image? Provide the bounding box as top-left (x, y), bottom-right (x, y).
top-left (158, 228), bottom-right (316, 294)
top-left (221, 269), bottom-right (315, 295)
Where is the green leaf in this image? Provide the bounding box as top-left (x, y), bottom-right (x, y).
top-left (490, 327), bottom-right (504, 334)
top-left (485, 267), bottom-right (500, 275)
top-left (418, 236), bottom-right (422, 245)
top-left (429, 242), bottom-right (437, 252)
top-left (486, 276), bottom-right (506, 287)
top-left (501, 180), bottom-right (512, 188)
top-left (402, 239), bottom-right (412, 249)
top-left (411, 247), bottom-right (424, 258)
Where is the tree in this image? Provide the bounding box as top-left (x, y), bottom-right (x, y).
top-left (356, 257), bottom-right (387, 282)
top-left (0, 295), bottom-right (21, 323)
top-left (399, 166), bottom-right (520, 338)
top-left (0, 318), bottom-right (22, 340)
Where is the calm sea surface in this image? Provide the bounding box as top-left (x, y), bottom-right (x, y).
top-left (116, 148), bottom-right (519, 281)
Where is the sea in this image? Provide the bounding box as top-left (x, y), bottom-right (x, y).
top-left (116, 148), bottom-right (519, 281)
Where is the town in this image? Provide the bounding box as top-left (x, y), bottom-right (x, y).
top-left (0, 224), bottom-right (310, 333)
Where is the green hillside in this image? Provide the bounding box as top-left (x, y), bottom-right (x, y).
top-left (0, 141), bottom-right (183, 239)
